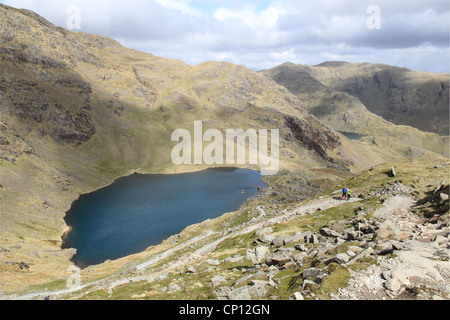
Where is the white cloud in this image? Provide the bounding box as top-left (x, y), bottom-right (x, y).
top-left (1, 0), bottom-right (448, 73)
top-left (214, 5), bottom-right (286, 31)
top-left (154, 0), bottom-right (201, 16)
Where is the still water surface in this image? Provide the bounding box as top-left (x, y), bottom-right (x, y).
top-left (338, 131), bottom-right (366, 140)
top-left (63, 168), bottom-right (266, 267)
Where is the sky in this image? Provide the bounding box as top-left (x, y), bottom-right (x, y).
top-left (2, 0), bottom-right (449, 73)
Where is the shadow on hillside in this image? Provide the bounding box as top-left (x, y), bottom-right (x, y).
top-left (413, 184), bottom-right (449, 219)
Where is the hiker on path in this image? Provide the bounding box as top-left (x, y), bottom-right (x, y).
top-left (347, 188), bottom-right (352, 200)
top-left (342, 187), bottom-right (348, 200)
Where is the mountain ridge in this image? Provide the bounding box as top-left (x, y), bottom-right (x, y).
top-left (261, 61), bottom-right (449, 138)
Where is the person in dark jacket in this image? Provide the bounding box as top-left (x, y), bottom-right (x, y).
top-left (342, 187), bottom-right (348, 200)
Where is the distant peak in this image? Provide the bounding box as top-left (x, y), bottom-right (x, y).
top-left (315, 61), bottom-right (349, 68)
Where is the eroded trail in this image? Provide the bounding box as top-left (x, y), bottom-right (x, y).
top-left (338, 196), bottom-right (450, 300)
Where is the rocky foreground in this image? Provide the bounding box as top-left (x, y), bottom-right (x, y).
top-left (4, 162), bottom-right (448, 301)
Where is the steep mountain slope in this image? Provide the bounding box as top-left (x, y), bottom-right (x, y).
top-left (261, 62), bottom-right (449, 156)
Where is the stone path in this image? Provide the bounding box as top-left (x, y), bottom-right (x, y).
top-left (337, 196), bottom-right (450, 300)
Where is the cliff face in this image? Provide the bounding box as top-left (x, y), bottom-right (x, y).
top-left (334, 64), bottom-right (449, 136)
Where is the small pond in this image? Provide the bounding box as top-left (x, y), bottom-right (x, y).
top-left (339, 131), bottom-right (367, 140)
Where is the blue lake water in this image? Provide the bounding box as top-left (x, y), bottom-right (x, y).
top-left (63, 168), bottom-right (266, 268)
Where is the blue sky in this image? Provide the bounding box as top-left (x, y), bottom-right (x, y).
top-left (2, 0), bottom-right (449, 73)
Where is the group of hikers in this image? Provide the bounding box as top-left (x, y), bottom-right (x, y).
top-left (341, 187), bottom-right (352, 200)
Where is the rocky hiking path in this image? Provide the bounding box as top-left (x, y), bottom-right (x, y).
top-left (337, 195), bottom-right (450, 300)
top-left (4, 190), bottom-right (449, 300)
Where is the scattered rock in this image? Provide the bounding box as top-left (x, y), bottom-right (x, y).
top-left (211, 275), bottom-right (227, 288)
top-left (325, 253), bottom-right (351, 265)
top-left (205, 259), bottom-right (220, 266)
top-left (255, 227), bottom-right (273, 237)
top-left (246, 246), bottom-right (270, 265)
top-left (432, 181), bottom-right (445, 194)
top-left (343, 229), bottom-right (364, 241)
top-left (28, 251), bottom-right (41, 259)
top-left (18, 261), bottom-right (29, 270)
top-left (167, 284), bottom-right (181, 293)
top-left (374, 242), bottom-right (394, 255)
top-left (248, 282), bottom-right (267, 298)
top-left (376, 183), bottom-right (413, 196)
top-left (186, 266), bottom-right (197, 273)
top-left (319, 227), bottom-right (341, 238)
top-left (346, 247), bottom-right (374, 266)
top-left (156, 273), bottom-right (168, 281)
top-left (302, 279), bottom-right (318, 291)
top-left (2, 156), bottom-right (15, 163)
top-left (227, 286), bottom-right (251, 300)
top-left (293, 252), bottom-right (308, 263)
top-left (302, 268), bottom-right (326, 284)
top-left (257, 233), bottom-right (275, 244)
top-left (222, 255), bottom-right (243, 264)
top-left (272, 235), bottom-right (296, 247)
top-left (213, 286), bottom-right (231, 298)
top-left (391, 166), bottom-right (396, 177)
top-left (294, 243), bottom-right (308, 252)
top-left (292, 231), bottom-right (319, 244)
top-left (268, 251), bottom-right (292, 267)
top-left (290, 292), bottom-right (304, 300)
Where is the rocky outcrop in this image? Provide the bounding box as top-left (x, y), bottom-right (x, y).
top-left (0, 75), bottom-right (96, 146)
top-left (341, 67), bottom-right (449, 136)
top-left (285, 115), bottom-right (341, 160)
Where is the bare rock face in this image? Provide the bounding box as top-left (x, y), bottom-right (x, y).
top-left (0, 74), bottom-right (96, 146)
top-left (0, 5), bottom-right (97, 146)
top-left (285, 115), bottom-right (341, 160)
top-left (342, 67), bottom-right (449, 136)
